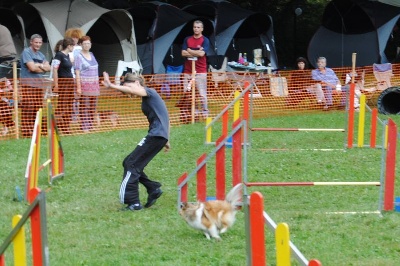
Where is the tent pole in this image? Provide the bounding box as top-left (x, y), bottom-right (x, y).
top-left (65, 0), bottom-right (74, 31)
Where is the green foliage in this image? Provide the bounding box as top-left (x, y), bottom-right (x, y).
top-left (1, 112), bottom-right (400, 265)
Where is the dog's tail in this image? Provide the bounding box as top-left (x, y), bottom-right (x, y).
top-left (225, 183), bottom-right (243, 208)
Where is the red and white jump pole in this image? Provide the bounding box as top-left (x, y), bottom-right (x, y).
top-left (251, 128), bottom-right (344, 132)
top-left (245, 181), bottom-right (380, 187)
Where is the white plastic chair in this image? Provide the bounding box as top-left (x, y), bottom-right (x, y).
top-left (115, 60), bottom-right (142, 85)
top-left (209, 57), bottom-right (228, 87)
top-left (373, 63), bottom-right (393, 91)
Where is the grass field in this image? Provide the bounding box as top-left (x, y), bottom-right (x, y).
top-left (1, 111), bottom-right (400, 265)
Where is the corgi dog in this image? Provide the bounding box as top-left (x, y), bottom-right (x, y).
top-left (180, 183), bottom-right (243, 241)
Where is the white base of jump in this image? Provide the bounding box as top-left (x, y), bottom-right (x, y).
top-left (325, 211), bottom-right (381, 215)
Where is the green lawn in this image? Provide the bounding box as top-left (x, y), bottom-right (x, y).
top-left (1, 111), bottom-right (400, 265)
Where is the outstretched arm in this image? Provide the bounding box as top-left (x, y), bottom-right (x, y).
top-left (102, 72), bottom-right (147, 97)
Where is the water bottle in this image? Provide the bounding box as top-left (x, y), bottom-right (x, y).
top-left (243, 53), bottom-right (247, 63)
top-left (238, 53), bottom-right (244, 64)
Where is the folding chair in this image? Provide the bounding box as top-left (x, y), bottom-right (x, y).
top-left (226, 70), bottom-right (262, 98)
top-left (356, 63), bottom-right (393, 96)
top-left (209, 56), bottom-right (229, 97)
top-left (115, 60), bottom-right (142, 85)
top-left (166, 64), bottom-right (183, 86)
top-left (373, 63), bottom-right (393, 91)
top-left (161, 64), bottom-right (183, 98)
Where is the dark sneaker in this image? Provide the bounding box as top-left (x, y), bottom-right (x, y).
top-left (122, 203), bottom-right (143, 211)
top-left (144, 188), bottom-right (163, 208)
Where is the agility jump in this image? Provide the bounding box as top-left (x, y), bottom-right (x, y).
top-left (245, 116), bottom-right (397, 212)
top-left (24, 100), bottom-right (64, 201)
top-left (177, 118), bottom-right (247, 210)
top-left (205, 82), bottom-right (251, 145)
top-left (246, 191), bottom-right (321, 266)
top-left (249, 53), bottom-right (389, 151)
top-left (0, 188), bottom-right (49, 266)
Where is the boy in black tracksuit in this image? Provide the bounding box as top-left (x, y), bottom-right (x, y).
top-left (102, 72), bottom-right (170, 211)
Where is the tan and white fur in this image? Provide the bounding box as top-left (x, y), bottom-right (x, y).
top-left (180, 183), bottom-right (243, 241)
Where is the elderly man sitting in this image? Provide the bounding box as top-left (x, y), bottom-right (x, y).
top-left (311, 56), bottom-right (341, 110)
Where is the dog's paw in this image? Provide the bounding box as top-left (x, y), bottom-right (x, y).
top-left (213, 236), bottom-right (222, 241)
top-left (220, 227), bottom-right (228, 234)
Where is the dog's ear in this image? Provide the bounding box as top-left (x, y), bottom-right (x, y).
top-left (203, 202), bottom-right (213, 211)
top-left (180, 202), bottom-right (188, 209)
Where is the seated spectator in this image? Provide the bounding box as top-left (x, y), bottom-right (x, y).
top-left (0, 77), bottom-right (14, 135)
top-left (287, 57), bottom-right (324, 106)
top-left (311, 57), bottom-right (340, 110)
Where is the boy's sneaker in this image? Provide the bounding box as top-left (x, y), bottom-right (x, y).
top-left (144, 188), bottom-right (163, 208)
top-left (123, 203), bottom-right (143, 211)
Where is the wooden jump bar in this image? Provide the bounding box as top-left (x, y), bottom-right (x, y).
top-left (251, 128), bottom-right (345, 132)
top-left (245, 181), bottom-right (380, 187)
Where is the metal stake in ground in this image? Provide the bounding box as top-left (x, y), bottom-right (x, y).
top-left (190, 58), bottom-right (197, 124)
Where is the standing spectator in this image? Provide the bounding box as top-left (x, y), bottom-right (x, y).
top-left (0, 77), bottom-right (14, 135)
top-left (101, 72), bottom-right (170, 211)
top-left (20, 34), bottom-right (51, 137)
top-left (64, 28), bottom-right (84, 76)
top-left (64, 27), bottom-right (84, 122)
top-left (74, 36), bottom-right (100, 133)
top-left (181, 20), bottom-right (210, 118)
top-left (48, 39), bottom-right (63, 80)
top-left (52, 38), bottom-right (75, 134)
top-left (311, 57), bottom-right (340, 110)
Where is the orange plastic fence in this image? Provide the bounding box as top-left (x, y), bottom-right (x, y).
top-left (1, 64), bottom-right (399, 140)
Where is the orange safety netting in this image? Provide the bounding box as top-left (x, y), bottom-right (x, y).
top-left (1, 64), bottom-right (399, 140)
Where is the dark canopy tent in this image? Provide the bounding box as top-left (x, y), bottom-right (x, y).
top-left (308, 0), bottom-right (400, 67)
top-left (0, 8), bottom-right (25, 58)
top-left (183, 0), bottom-right (278, 69)
top-left (129, 1), bottom-right (213, 74)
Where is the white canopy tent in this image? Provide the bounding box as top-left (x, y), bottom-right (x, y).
top-left (14, 0), bottom-right (140, 74)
